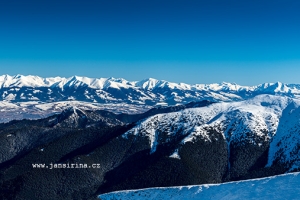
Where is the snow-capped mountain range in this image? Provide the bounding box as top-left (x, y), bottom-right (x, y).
top-left (2, 74), bottom-right (300, 124)
top-left (1, 74), bottom-right (300, 105)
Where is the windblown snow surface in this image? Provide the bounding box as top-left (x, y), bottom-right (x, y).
top-left (98, 172), bottom-right (300, 200)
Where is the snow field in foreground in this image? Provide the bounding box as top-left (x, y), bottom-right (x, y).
top-left (99, 172), bottom-right (300, 200)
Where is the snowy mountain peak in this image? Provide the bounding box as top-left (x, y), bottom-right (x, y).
top-left (136, 78), bottom-right (160, 90)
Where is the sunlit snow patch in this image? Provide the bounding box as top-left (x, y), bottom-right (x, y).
top-left (99, 172), bottom-right (300, 200)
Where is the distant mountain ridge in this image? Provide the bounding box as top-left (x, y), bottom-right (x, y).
top-left (1, 75), bottom-right (300, 106)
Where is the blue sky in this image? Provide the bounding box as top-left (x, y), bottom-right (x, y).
top-left (0, 0), bottom-right (300, 85)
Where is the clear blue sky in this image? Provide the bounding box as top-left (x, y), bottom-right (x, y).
top-left (0, 0), bottom-right (300, 85)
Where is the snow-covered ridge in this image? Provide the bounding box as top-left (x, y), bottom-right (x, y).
top-left (122, 95), bottom-right (300, 170)
top-left (98, 172), bottom-right (300, 200)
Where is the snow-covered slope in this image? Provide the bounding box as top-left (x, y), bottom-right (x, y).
top-left (1, 75), bottom-right (300, 105)
top-left (0, 101), bottom-right (151, 123)
top-left (98, 172), bottom-right (300, 200)
top-left (122, 94), bottom-right (300, 172)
